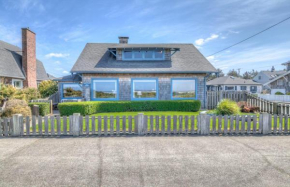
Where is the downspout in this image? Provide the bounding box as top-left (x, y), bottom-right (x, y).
top-left (204, 73), bottom-right (212, 110)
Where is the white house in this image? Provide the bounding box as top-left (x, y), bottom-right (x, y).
top-left (207, 76), bottom-right (262, 93)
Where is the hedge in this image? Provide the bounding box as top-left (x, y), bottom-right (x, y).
top-left (28, 102), bottom-right (50, 116)
top-left (58, 100), bottom-right (201, 116)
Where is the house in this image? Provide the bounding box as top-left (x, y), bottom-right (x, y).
top-left (56, 36), bottom-right (217, 108)
top-left (262, 61), bottom-right (290, 94)
top-left (207, 76), bottom-right (262, 93)
top-left (253, 66), bottom-right (286, 84)
top-left (0, 28), bottom-right (51, 89)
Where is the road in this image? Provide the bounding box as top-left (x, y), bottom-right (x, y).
top-left (0, 136), bottom-right (290, 187)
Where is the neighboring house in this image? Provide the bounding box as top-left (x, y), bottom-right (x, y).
top-left (57, 37), bottom-right (217, 108)
top-left (253, 67), bottom-right (286, 84)
top-left (0, 28), bottom-right (51, 89)
top-left (207, 76), bottom-right (262, 93)
top-left (262, 62), bottom-right (290, 94)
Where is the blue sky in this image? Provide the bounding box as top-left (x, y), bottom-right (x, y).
top-left (0, 0), bottom-right (290, 77)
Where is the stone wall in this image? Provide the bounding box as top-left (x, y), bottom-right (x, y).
top-left (82, 73), bottom-right (207, 108)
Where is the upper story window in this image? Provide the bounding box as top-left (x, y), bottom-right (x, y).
top-left (122, 49), bottom-right (164, 60)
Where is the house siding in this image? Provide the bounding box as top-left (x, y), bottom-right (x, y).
top-left (82, 73), bottom-right (206, 108)
top-left (269, 75), bottom-right (290, 93)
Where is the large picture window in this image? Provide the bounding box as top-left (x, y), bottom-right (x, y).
top-left (171, 79), bottom-right (197, 99)
top-left (132, 78), bottom-right (158, 100)
top-left (91, 79), bottom-right (118, 100)
top-left (62, 83), bottom-right (82, 98)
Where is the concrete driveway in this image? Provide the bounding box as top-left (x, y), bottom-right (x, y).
top-left (0, 136), bottom-right (290, 187)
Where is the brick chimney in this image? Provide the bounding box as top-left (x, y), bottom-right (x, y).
top-left (118, 36), bottom-right (129, 44)
top-left (22, 28), bottom-right (37, 88)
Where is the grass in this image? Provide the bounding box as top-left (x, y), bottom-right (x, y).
top-left (27, 111), bottom-right (278, 134)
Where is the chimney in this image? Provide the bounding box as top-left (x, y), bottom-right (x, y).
top-left (22, 28), bottom-right (37, 88)
top-left (118, 36), bottom-right (129, 44)
top-left (271, 66), bottom-right (275, 72)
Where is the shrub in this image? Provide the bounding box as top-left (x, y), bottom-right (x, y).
top-left (28, 102), bottom-right (50, 116)
top-left (1, 99), bottom-right (31, 117)
top-left (58, 100), bottom-right (201, 116)
top-left (215, 99), bottom-right (240, 115)
top-left (237, 101), bottom-right (259, 113)
top-left (0, 84), bottom-right (40, 102)
top-left (286, 92), bottom-right (290, 95)
top-left (38, 80), bottom-right (58, 98)
top-left (275, 91), bottom-right (284, 95)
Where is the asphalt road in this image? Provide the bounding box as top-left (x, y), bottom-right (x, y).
top-left (0, 136), bottom-right (290, 187)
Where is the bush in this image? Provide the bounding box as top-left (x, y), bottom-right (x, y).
top-left (38, 80), bottom-right (58, 98)
top-left (215, 99), bottom-right (240, 115)
top-left (1, 99), bottom-right (31, 117)
top-left (237, 101), bottom-right (259, 113)
top-left (0, 84), bottom-right (40, 102)
top-left (28, 102), bottom-right (50, 116)
top-left (275, 91), bottom-right (284, 95)
top-left (58, 100), bottom-right (201, 116)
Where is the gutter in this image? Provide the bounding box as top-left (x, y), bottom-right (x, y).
top-left (71, 71), bottom-right (219, 74)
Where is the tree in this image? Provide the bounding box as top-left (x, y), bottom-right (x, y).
top-left (227, 69), bottom-right (240, 77)
top-left (38, 80), bottom-right (58, 98)
top-left (242, 69), bottom-right (258, 79)
top-left (207, 68), bottom-right (224, 81)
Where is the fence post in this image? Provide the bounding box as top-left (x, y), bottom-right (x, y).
top-left (137, 113), bottom-right (144, 135)
top-left (12, 114), bottom-right (22, 136)
top-left (262, 113), bottom-right (270, 135)
top-left (32, 105), bottom-right (39, 117)
top-left (72, 113), bottom-right (80, 136)
top-left (199, 112), bottom-right (209, 135)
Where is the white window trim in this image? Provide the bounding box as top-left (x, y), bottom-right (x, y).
top-left (12, 79), bottom-right (23, 89)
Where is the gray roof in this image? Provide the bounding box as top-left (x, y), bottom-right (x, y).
top-left (207, 76), bottom-right (262, 86)
top-left (262, 70), bottom-right (287, 78)
top-left (0, 40), bottom-right (49, 80)
top-left (53, 74), bottom-right (82, 82)
top-left (71, 43), bottom-right (217, 73)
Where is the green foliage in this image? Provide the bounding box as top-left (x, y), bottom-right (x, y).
top-left (275, 92), bottom-right (284, 95)
top-left (38, 80), bottom-right (58, 98)
top-left (58, 100), bottom-right (201, 116)
top-left (286, 92), bottom-right (290, 95)
top-left (28, 102), bottom-right (50, 116)
top-left (215, 99), bottom-right (240, 115)
top-left (1, 99), bottom-right (31, 117)
top-left (0, 84), bottom-right (40, 102)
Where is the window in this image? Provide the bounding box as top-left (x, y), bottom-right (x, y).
top-left (225, 86), bottom-right (235, 91)
top-left (123, 50), bottom-right (133, 59)
top-left (277, 79), bottom-right (283, 86)
top-left (62, 83), bottom-right (82, 98)
top-left (132, 78), bottom-right (158, 100)
top-left (91, 79), bottom-right (118, 100)
top-left (155, 49), bottom-right (163, 59)
top-left (250, 86), bottom-right (257, 93)
top-left (171, 78), bottom-right (197, 99)
top-left (122, 49), bottom-right (164, 60)
top-left (144, 50), bottom-right (153, 59)
top-left (12, 79), bottom-right (23, 89)
top-left (134, 50), bottom-right (143, 59)
top-left (240, 86), bottom-right (247, 91)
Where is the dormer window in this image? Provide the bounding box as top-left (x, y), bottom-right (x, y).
top-left (122, 49), bottom-right (164, 60)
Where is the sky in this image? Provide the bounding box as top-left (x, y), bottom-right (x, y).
top-left (0, 0), bottom-right (290, 77)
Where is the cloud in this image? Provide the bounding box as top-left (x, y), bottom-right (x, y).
top-left (45, 53), bottom-right (70, 58)
top-left (59, 27), bottom-right (92, 42)
top-left (207, 56), bottom-right (215, 60)
top-left (62, 71), bottom-right (69, 74)
top-left (3, 0), bottom-right (45, 13)
top-left (195, 34), bottom-right (219, 46)
top-left (54, 61), bottom-right (61, 64)
top-left (0, 25), bottom-right (21, 45)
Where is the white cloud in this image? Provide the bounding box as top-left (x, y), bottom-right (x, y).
top-left (45, 53), bottom-right (70, 58)
top-left (62, 71), bottom-right (69, 74)
top-left (54, 61), bottom-right (61, 64)
top-left (59, 26), bottom-right (92, 42)
top-left (195, 34), bottom-right (219, 46)
top-left (207, 56), bottom-right (215, 60)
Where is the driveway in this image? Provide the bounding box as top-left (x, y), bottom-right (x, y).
top-left (0, 136), bottom-right (290, 187)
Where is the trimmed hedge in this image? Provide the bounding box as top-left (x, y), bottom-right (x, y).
top-left (28, 102), bottom-right (50, 116)
top-left (58, 100), bottom-right (201, 116)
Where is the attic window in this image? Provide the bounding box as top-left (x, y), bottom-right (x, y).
top-left (122, 49), bottom-right (164, 60)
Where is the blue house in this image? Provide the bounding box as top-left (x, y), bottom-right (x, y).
top-left (56, 37), bottom-right (217, 108)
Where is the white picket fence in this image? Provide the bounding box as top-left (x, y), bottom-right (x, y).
top-left (0, 113), bottom-right (288, 137)
top-left (257, 94), bottom-right (290, 102)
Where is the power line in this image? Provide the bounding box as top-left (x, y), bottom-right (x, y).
top-left (206, 15), bottom-right (290, 57)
